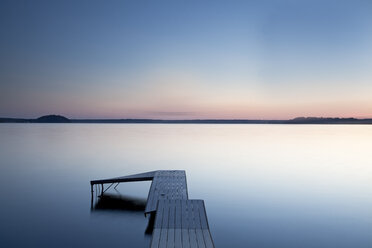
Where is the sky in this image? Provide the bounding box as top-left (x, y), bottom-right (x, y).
top-left (1, 0), bottom-right (372, 119)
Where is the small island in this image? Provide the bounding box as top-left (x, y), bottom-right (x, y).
top-left (35, 115), bottom-right (70, 123)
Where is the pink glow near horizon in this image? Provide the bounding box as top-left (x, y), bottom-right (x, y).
top-left (3, 75), bottom-right (372, 119)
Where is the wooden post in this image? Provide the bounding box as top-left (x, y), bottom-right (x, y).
top-left (90, 183), bottom-right (94, 209)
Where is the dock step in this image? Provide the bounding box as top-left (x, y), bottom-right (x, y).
top-left (150, 199), bottom-right (214, 248)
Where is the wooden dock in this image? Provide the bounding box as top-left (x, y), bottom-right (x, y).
top-left (91, 170), bottom-right (214, 248)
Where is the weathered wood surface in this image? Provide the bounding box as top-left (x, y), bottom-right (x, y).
top-left (145, 170), bottom-right (188, 214)
top-left (90, 170), bottom-right (214, 247)
top-left (151, 199), bottom-right (214, 248)
top-left (90, 171), bottom-right (156, 185)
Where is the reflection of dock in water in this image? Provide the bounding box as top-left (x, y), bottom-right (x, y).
top-left (92, 193), bottom-right (146, 212)
top-left (91, 170), bottom-right (215, 247)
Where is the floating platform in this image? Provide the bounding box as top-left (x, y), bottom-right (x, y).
top-left (91, 170), bottom-right (214, 248)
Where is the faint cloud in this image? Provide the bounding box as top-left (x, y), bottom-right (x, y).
top-left (145, 111), bottom-right (196, 117)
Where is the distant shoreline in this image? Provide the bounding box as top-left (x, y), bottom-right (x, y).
top-left (1, 115), bottom-right (372, 124)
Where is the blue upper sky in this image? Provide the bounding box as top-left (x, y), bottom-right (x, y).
top-left (1, 0), bottom-right (371, 119)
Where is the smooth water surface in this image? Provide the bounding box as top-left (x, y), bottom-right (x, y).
top-left (0, 124), bottom-right (371, 247)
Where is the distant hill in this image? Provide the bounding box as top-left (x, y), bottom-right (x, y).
top-left (35, 115), bottom-right (70, 123)
top-left (289, 117), bottom-right (365, 124)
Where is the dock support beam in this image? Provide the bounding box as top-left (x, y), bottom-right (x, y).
top-left (90, 183), bottom-right (94, 209)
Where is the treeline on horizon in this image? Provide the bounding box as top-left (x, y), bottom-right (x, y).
top-left (1, 115), bottom-right (372, 124)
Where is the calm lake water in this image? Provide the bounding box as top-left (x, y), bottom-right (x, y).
top-left (0, 124), bottom-right (371, 247)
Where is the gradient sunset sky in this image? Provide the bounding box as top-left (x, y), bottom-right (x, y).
top-left (1, 0), bottom-right (372, 119)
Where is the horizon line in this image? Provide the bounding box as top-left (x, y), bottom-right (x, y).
top-left (2, 115), bottom-right (372, 121)
top-left (2, 115), bottom-right (372, 123)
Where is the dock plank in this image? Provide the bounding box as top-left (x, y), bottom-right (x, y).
top-left (189, 229), bottom-right (198, 248)
top-left (196, 229), bottom-right (206, 248)
top-left (203, 230), bottom-right (214, 248)
top-left (175, 229), bottom-right (182, 248)
top-left (150, 229), bottom-right (161, 248)
top-left (182, 229), bottom-right (190, 248)
top-left (197, 201), bottom-right (209, 229)
top-left (159, 228), bottom-right (168, 248)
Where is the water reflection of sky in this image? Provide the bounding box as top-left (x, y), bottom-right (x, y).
top-left (0, 124), bottom-right (371, 247)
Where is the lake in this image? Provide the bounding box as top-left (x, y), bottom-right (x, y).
top-left (0, 124), bottom-right (371, 247)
